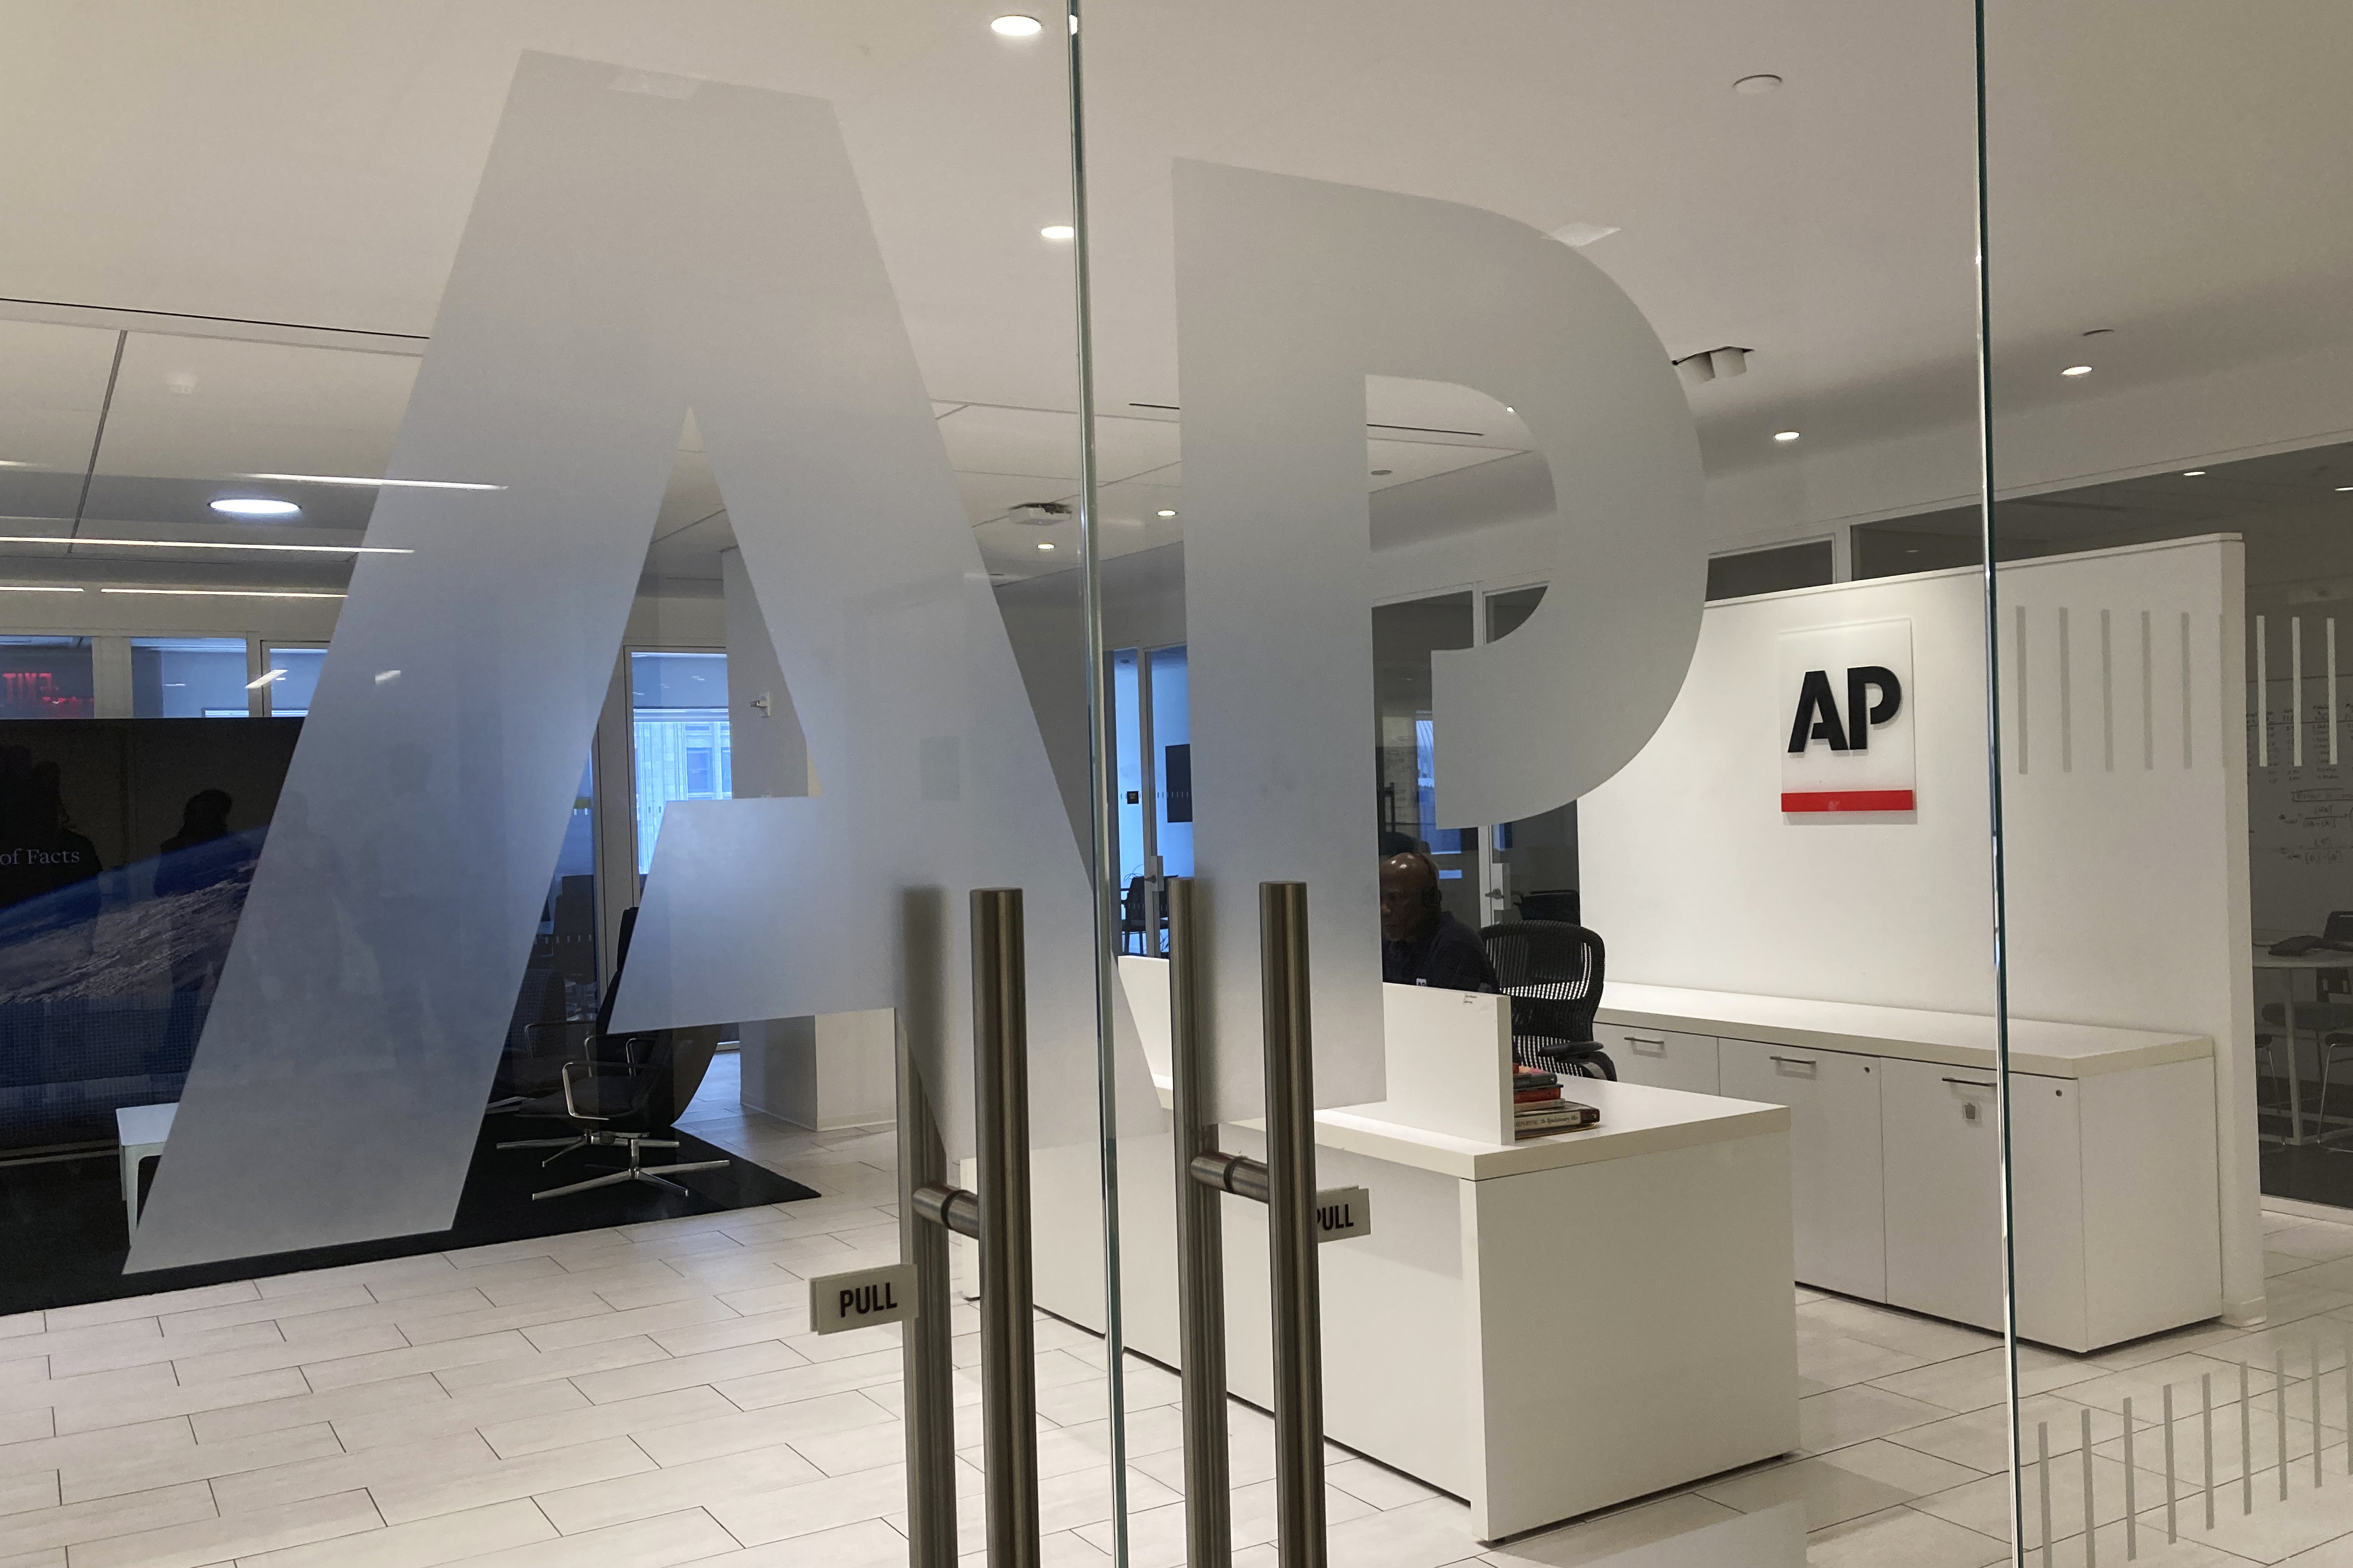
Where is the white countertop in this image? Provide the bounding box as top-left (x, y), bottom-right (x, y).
top-left (1598, 982), bottom-right (2211, 1080)
top-left (1224, 1078), bottom-right (1790, 1182)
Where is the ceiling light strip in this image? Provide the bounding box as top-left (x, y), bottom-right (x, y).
top-left (99, 588), bottom-right (347, 600)
top-left (0, 535), bottom-right (408, 555)
top-left (241, 473), bottom-right (505, 491)
top-left (0, 584), bottom-right (85, 593)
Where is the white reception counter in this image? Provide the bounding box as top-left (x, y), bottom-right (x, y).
top-left (1027, 966), bottom-right (1800, 1542)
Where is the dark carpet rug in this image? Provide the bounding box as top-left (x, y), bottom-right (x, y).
top-left (0, 1112), bottom-right (819, 1316)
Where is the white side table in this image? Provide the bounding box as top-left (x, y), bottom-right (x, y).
top-left (115, 1103), bottom-right (178, 1237)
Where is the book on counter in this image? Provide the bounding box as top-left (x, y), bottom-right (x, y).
top-left (1511, 1065), bottom-right (1597, 1136)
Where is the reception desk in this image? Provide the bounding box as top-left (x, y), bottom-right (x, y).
top-left (1028, 967), bottom-right (1799, 1542)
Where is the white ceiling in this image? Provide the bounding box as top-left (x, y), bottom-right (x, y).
top-left (1, 0), bottom-right (2348, 590)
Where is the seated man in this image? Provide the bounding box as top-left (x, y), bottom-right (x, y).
top-left (1378, 850), bottom-right (1497, 992)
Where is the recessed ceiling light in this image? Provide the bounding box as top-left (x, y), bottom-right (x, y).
top-left (2062, 364), bottom-right (2093, 377)
top-left (0, 461), bottom-right (33, 468)
top-left (210, 497), bottom-right (300, 518)
top-left (2338, 486), bottom-right (2353, 493)
top-left (0, 584), bottom-right (84, 593)
top-left (1156, 509), bottom-right (1176, 517)
top-left (991, 14), bottom-right (1042, 35)
top-left (1733, 74), bottom-right (1783, 95)
top-left (1040, 224), bottom-right (1074, 241)
top-left (244, 668), bottom-right (288, 691)
top-left (2182, 470), bottom-right (2206, 477)
top-left (243, 472), bottom-right (504, 491)
top-left (1773, 430), bottom-right (1801, 444)
top-left (1037, 541), bottom-right (1055, 551)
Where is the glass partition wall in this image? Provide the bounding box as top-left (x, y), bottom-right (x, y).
top-left (14, 2), bottom-right (2331, 1564)
top-left (1978, 8), bottom-right (2353, 1563)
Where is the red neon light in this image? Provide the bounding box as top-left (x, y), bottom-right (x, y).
top-left (1781, 789), bottom-right (1915, 813)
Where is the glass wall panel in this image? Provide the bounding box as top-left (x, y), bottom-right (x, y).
top-left (0, 636), bottom-right (95, 718)
top-left (627, 648), bottom-right (731, 876)
top-left (1372, 592), bottom-right (1481, 931)
top-left (1149, 642), bottom-right (1192, 880)
top-left (2, 21), bottom-right (1114, 1559)
top-left (130, 636), bottom-right (249, 718)
top-left (1707, 537), bottom-right (1836, 601)
top-left (1485, 587), bottom-right (1578, 924)
top-left (260, 645), bottom-right (326, 717)
top-left (0, 0), bottom-right (2094, 1559)
top-left (1076, 3), bottom-right (1997, 1558)
top-left (1988, 10), bottom-right (2353, 1559)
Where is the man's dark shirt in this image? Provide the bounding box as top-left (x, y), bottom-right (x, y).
top-left (1382, 908), bottom-right (1497, 992)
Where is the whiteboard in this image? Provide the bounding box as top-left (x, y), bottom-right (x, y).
top-left (2247, 671), bottom-right (2353, 932)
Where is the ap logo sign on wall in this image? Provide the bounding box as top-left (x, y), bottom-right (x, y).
top-left (1779, 619), bottom-right (1915, 814)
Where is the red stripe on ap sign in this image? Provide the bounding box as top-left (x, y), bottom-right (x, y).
top-left (1780, 789), bottom-right (1916, 813)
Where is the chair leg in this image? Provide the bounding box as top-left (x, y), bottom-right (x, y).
top-left (529, 1131), bottom-right (730, 1200)
top-left (534, 1167), bottom-right (639, 1200)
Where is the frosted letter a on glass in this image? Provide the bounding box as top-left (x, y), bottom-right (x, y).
top-left (1172, 161), bottom-right (1703, 1124)
top-left (131, 55), bottom-right (1115, 1271)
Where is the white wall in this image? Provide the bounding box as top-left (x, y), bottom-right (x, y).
top-left (1581, 535), bottom-right (2261, 1320)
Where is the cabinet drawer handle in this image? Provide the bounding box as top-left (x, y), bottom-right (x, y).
top-left (1769, 1055), bottom-right (1816, 1070)
top-left (1628, 1036), bottom-right (1666, 1053)
top-left (1941, 1076), bottom-right (1996, 1090)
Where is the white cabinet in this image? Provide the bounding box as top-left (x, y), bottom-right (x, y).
top-left (1596, 1024), bottom-right (1719, 1094)
top-left (1596, 988), bottom-right (2223, 1353)
top-left (1879, 1057), bottom-right (2085, 1346)
top-left (1719, 1038), bottom-right (1886, 1302)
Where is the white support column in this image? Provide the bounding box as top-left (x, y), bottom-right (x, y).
top-left (91, 635), bottom-right (132, 718)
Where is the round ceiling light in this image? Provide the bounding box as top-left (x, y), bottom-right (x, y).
top-left (1156, 508), bottom-right (1176, 517)
top-left (1040, 224), bottom-right (1074, 241)
top-left (1733, 74), bottom-right (1783, 95)
top-left (1773, 430), bottom-right (1801, 444)
top-left (991, 14), bottom-right (1043, 35)
top-left (1036, 541), bottom-right (1055, 551)
top-left (210, 497), bottom-right (300, 518)
top-left (2062, 364), bottom-right (2093, 377)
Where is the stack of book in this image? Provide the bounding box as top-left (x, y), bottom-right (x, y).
top-left (1512, 1065), bottom-right (1599, 1140)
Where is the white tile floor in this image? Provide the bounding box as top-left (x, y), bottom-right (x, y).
top-left (13, 1064), bottom-right (2353, 1566)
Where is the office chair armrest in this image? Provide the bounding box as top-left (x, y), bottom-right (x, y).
top-left (585, 1033), bottom-right (657, 1070)
top-left (559, 1060), bottom-right (614, 1123)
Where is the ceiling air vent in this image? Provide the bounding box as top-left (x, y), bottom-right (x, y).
top-left (1673, 347), bottom-right (1751, 390)
top-left (1007, 501), bottom-right (1071, 525)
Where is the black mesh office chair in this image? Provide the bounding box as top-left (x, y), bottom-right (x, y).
top-left (497, 907), bottom-right (729, 1199)
top-left (1119, 876), bottom-right (1151, 955)
top-left (1481, 920), bottom-right (1616, 1080)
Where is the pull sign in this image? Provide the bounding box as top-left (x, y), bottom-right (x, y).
top-left (1315, 1186), bottom-right (1372, 1243)
top-left (809, 1263), bottom-right (919, 1335)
